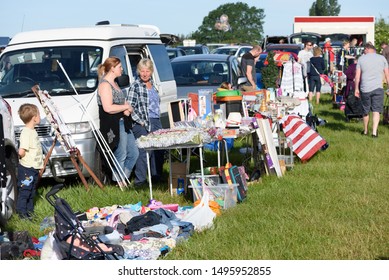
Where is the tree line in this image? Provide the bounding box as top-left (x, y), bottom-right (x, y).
top-left (174, 1), bottom-right (388, 49)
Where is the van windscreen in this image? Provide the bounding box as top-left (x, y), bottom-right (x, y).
top-left (0, 46), bottom-right (103, 97)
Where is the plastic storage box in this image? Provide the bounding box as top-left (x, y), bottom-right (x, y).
top-left (188, 184), bottom-right (238, 209)
top-left (187, 173), bottom-right (220, 185)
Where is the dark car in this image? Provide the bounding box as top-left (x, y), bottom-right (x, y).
top-left (177, 45), bottom-right (210, 55)
top-left (171, 54), bottom-right (247, 98)
top-left (264, 43), bottom-right (302, 57)
top-left (166, 47), bottom-right (186, 60)
top-left (262, 35), bottom-right (289, 49)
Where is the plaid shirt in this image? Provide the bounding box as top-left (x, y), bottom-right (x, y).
top-left (127, 78), bottom-right (159, 132)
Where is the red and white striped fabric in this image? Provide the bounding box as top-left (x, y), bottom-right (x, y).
top-left (280, 115), bottom-right (327, 161)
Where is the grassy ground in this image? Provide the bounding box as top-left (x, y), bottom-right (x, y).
top-left (5, 94), bottom-right (389, 260)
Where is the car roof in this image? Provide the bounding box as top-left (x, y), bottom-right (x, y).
top-left (215, 45), bottom-right (252, 49)
top-left (171, 54), bottom-right (232, 63)
top-left (177, 45), bottom-right (206, 48)
top-left (289, 32), bottom-right (321, 38)
top-left (166, 47), bottom-right (183, 50)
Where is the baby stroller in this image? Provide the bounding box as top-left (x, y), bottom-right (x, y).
top-left (344, 89), bottom-right (363, 122)
top-left (46, 184), bottom-right (124, 260)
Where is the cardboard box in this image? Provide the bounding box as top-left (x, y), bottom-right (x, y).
top-left (171, 162), bottom-right (187, 176)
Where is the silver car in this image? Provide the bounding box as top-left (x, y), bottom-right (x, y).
top-left (171, 54), bottom-right (247, 99)
top-left (0, 96), bottom-right (18, 226)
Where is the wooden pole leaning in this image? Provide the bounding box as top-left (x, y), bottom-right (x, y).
top-left (31, 85), bottom-right (104, 191)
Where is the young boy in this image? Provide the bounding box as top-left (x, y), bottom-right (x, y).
top-left (16, 103), bottom-right (43, 219)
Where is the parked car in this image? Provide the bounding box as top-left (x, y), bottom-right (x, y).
top-left (264, 44), bottom-right (302, 58)
top-left (171, 54), bottom-right (247, 98)
top-left (211, 45), bottom-right (252, 63)
top-left (206, 43), bottom-right (228, 52)
top-left (261, 35), bottom-right (289, 49)
top-left (166, 47), bottom-right (186, 60)
top-left (0, 96), bottom-right (18, 227)
top-left (289, 32), bottom-right (321, 47)
top-left (177, 44), bottom-right (210, 55)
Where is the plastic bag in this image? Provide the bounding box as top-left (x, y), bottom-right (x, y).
top-left (40, 231), bottom-right (64, 260)
top-left (182, 192), bottom-right (216, 231)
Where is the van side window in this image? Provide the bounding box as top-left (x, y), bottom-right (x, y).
top-left (110, 46), bottom-right (129, 77)
top-left (128, 55), bottom-right (142, 79)
top-left (148, 45), bottom-right (174, 82)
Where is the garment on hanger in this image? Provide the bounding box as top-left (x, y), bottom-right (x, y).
top-left (280, 60), bottom-right (304, 95)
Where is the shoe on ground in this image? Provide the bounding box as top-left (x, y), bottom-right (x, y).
top-left (18, 213), bottom-right (32, 220)
top-left (134, 181), bottom-right (148, 188)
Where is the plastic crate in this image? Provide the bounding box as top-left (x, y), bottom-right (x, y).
top-left (188, 184), bottom-right (238, 209)
top-left (186, 173), bottom-right (220, 185)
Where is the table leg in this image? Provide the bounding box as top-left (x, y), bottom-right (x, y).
top-left (217, 141), bottom-right (221, 168)
top-left (199, 146), bottom-right (205, 186)
top-left (146, 150), bottom-right (153, 199)
top-left (169, 150), bottom-right (173, 196)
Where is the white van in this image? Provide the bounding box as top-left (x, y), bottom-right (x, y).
top-left (0, 23), bottom-right (177, 182)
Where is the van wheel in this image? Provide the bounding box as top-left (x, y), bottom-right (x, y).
top-left (89, 148), bottom-right (111, 186)
top-left (0, 154), bottom-right (18, 227)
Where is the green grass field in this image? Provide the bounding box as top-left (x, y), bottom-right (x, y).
top-left (5, 94), bottom-right (389, 260)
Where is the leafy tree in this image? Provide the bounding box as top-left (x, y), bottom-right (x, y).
top-left (190, 2), bottom-right (265, 45)
top-left (375, 16), bottom-right (389, 51)
top-left (309, 0), bottom-right (341, 16)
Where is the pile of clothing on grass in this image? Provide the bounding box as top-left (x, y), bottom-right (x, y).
top-left (38, 201), bottom-right (198, 260)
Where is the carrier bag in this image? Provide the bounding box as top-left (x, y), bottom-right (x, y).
top-left (182, 192), bottom-right (216, 232)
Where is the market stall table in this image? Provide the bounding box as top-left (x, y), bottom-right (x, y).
top-left (144, 144), bottom-right (205, 199)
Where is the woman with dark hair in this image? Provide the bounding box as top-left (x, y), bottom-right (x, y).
top-left (344, 56), bottom-right (359, 98)
top-left (308, 47), bottom-right (325, 104)
top-left (97, 57), bottom-right (138, 187)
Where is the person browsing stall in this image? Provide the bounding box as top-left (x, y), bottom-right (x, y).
top-left (97, 57), bottom-right (138, 187)
top-left (241, 45), bottom-right (262, 91)
top-left (16, 104), bottom-right (43, 219)
top-left (323, 38), bottom-right (335, 74)
top-left (354, 43), bottom-right (389, 137)
top-left (381, 42), bottom-right (389, 65)
top-left (127, 58), bottom-right (164, 187)
top-left (308, 46), bottom-right (325, 104)
top-left (298, 41), bottom-right (314, 93)
top-left (337, 40), bottom-right (355, 72)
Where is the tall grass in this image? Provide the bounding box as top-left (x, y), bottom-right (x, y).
top-left (5, 94), bottom-right (389, 259)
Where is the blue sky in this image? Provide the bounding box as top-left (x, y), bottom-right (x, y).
top-left (0, 0), bottom-right (388, 38)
